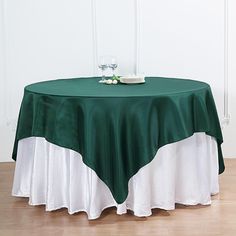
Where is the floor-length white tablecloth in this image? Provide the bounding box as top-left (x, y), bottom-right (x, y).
top-left (12, 132), bottom-right (219, 219)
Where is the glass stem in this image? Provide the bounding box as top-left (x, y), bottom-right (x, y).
top-left (102, 69), bottom-right (105, 81)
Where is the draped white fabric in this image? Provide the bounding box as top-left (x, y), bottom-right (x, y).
top-left (12, 133), bottom-right (219, 219)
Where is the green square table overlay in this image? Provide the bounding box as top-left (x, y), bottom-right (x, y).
top-left (12, 77), bottom-right (225, 204)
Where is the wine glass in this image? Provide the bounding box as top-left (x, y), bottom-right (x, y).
top-left (98, 56), bottom-right (109, 83)
top-left (109, 57), bottom-right (118, 77)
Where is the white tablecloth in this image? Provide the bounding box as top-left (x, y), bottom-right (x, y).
top-left (12, 132), bottom-right (219, 219)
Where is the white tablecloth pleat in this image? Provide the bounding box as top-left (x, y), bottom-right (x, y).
top-left (12, 133), bottom-right (219, 219)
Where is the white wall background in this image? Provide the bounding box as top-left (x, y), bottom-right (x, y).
top-left (0, 0), bottom-right (235, 162)
top-left (222, 0), bottom-right (236, 158)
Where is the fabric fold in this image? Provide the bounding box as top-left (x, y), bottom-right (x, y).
top-left (12, 133), bottom-right (219, 220)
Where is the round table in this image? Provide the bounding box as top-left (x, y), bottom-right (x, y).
top-left (12, 77), bottom-right (225, 219)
